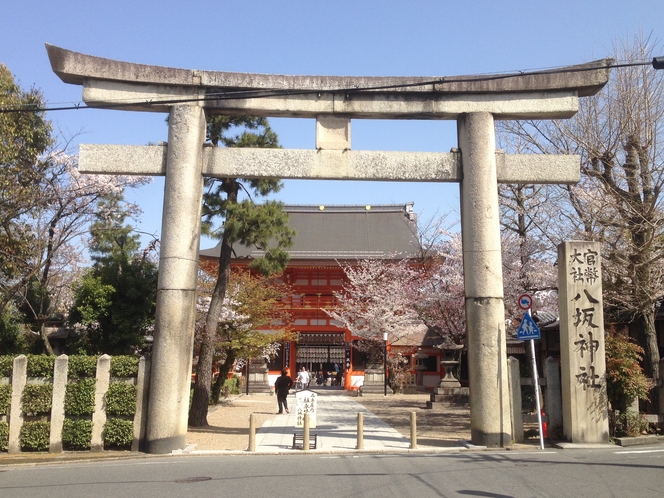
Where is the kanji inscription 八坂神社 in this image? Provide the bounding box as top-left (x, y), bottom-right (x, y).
top-left (558, 241), bottom-right (609, 443)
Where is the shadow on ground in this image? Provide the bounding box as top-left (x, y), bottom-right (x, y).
top-left (353, 394), bottom-right (471, 444)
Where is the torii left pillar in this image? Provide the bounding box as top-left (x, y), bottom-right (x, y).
top-left (146, 104), bottom-right (205, 453)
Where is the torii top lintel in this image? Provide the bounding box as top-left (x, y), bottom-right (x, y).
top-left (46, 44), bottom-right (612, 120)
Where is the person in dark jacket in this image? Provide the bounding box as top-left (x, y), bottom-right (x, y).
top-left (274, 369), bottom-right (294, 414)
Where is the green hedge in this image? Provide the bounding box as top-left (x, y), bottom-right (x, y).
top-left (111, 356), bottom-right (139, 378)
top-left (0, 421), bottom-right (8, 451)
top-left (0, 354), bottom-right (143, 453)
top-left (67, 355), bottom-right (98, 379)
top-left (62, 419), bottom-right (93, 451)
top-left (22, 384), bottom-right (52, 416)
top-left (20, 421), bottom-right (50, 451)
top-left (65, 379), bottom-right (96, 416)
top-left (0, 356), bottom-right (13, 377)
top-left (103, 418), bottom-right (133, 449)
top-left (0, 384), bottom-right (11, 416)
top-left (224, 376), bottom-right (242, 395)
top-left (0, 354), bottom-right (142, 378)
top-left (26, 355), bottom-right (55, 378)
top-left (105, 383), bottom-right (136, 416)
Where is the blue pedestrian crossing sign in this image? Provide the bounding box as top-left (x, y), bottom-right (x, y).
top-left (516, 312), bottom-right (540, 341)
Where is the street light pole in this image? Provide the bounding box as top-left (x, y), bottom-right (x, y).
top-left (246, 359), bottom-right (250, 395)
top-left (383, 332), bottom-right (388, 396)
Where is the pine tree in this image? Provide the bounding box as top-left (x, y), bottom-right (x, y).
top-left (188, 116), bottom-right (294, 426)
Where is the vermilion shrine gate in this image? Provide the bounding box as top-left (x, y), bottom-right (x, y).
top-left (46, 44), bottom-right (611, 453)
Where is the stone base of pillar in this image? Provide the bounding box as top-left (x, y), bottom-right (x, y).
top-left (471, 429), bottom-right (511, 448)
top-left (247, 363), bottom-right (272, 394)
top-left (359, 368), bottom-right (393, 396)
top-left (435, 376), bottom-right (462, 391)
top-left (425, 388), bottom-right (470, 409)
top-left (144, 434), bottom-right (187, 455)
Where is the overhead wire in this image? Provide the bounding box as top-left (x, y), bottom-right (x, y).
top-left (0, 57), bottom-right (662, 114)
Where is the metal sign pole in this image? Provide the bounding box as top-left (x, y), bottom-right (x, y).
top-left (518, 294), bottom-right (544, 450)
top-left (528, 309), bottom-right (544, 450)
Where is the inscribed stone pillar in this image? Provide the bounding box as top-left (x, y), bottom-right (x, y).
top-left (557, 241), bottom-right (609, 443)
top-left (458, 112), bottom-right (511, 447)
top-left (145, 104), bottom-right (205, 454)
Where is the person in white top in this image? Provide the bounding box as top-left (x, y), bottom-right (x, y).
top-left (296, 367), bottom-right (310, 390)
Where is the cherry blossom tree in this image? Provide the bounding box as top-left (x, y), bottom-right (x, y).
top-left (327, 259), bottom-right (426, 344)
top-left (500, 232), bottom-right (558, 327)
top-left (8, 148), bottom-right (151, 353)
top-left (413, 232), bottom-right (466, 343)
top-left (328, 225), bottom-right (558, 352)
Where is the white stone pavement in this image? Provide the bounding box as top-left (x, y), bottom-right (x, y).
top-left (255, 391), bottom-right (412, 453)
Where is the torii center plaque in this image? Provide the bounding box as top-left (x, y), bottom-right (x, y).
top-left (46, 45), bottom-right (612, 453)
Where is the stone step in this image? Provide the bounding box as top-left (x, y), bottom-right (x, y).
top-left (615, 435), bottom-right (660, 447)
top-left (430, 393), bottom-right (469, 403)
top-left (425, 400), bottom-right (470, 409)
top-left (431, 388), bottom-right (469, 398)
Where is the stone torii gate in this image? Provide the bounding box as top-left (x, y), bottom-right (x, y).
top-left (46, 45), bottom-right (611, 453)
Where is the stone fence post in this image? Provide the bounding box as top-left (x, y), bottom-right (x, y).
top-left (8, 355), bottom-right (27, 454)
top-left (91, 355), bottom-right (111, 452)
top-left (49, 355), bottom-right (69, 453)
top-left (507, 356), bottom-right (524, 443)
top-left (132, 357), bottom-right (151, 452)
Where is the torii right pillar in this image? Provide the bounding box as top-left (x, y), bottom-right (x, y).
top-left (459, 111), bottom-right (511, 447)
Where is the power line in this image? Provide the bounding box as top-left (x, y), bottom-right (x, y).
top-left (1, 58), bottom-right (662, 115)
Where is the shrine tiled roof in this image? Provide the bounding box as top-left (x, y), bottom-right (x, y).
top-left (199, 203), bottom-right (420, 261)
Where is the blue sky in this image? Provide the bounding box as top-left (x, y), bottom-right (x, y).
top-left (3, 0), bottom-right (664, 250)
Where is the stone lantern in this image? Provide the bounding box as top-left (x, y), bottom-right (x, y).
top-left (436, 339), bottom-right (464, 391)
top-left (426, 338), bottom-right (469, 409)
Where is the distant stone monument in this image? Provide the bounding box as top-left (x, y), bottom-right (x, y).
top-left (46, 44), bottom-right (611, 452)
top-left (359, 364), bottom-right (393, 395)
top-left (247, 359), bottom-right (271, 394)
top-left (558, 241), bottom-right (609, 443)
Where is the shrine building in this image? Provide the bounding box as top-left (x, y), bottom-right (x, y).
top-left (199, 202), bottom-right (445, 391)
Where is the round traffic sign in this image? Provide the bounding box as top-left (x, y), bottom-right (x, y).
top-left (518, 294), bottom-right (533, 310)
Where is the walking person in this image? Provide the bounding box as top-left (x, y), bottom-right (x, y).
top-left (274, 369), bottom-right (293, 414)
top-left (296, 366), bottom-right (310, 391)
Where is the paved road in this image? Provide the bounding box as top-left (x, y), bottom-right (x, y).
top-left (2, 445), bottom-right (664, 497)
